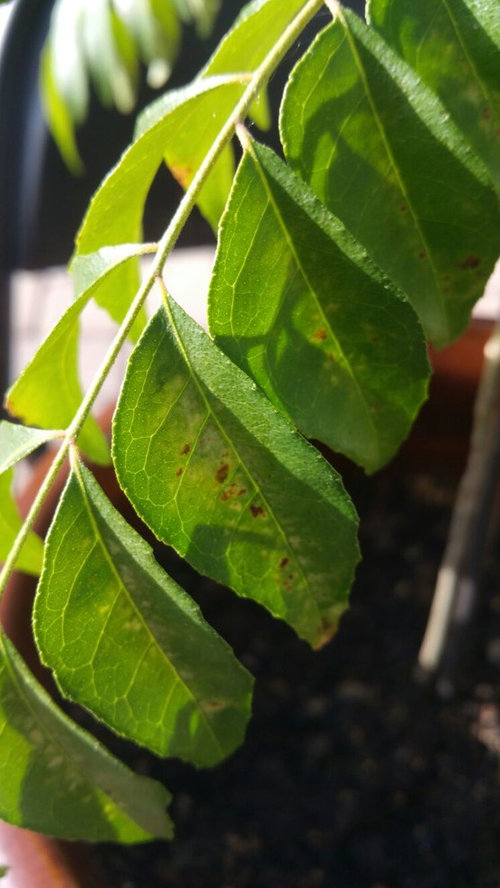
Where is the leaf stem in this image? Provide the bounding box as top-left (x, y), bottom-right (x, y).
top-left (0, 0), bottom-right (325, 601)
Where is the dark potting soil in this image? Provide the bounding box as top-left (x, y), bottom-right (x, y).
top-left (91, 472), bottom-right (500, 888)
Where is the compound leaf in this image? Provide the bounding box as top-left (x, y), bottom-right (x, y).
top-left (280, 9), bottom-right (500, 347)
top-left (0, 633), bottom-right (172, 842)
top-left (34, 459), bottom-right (253, 766)
top-left (208, 137), bottom-right (429, 473)
top-left (367, 0), bottom-right (500, 192)
top-left (113, 298), bottom-right (359, 649)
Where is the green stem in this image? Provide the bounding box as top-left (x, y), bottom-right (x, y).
top-left (0, 0), bottom-right (324, 600)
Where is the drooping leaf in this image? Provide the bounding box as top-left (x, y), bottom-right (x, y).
top-left (78, 76), bottom-right (245, 253)
top-left (39, 45), bottom-right (84, 176)
top-left (208, 137), bottom-right (429, 472)
top-left (0, 471), bottom-right (44, 577)
top-left (367, 0), bottom-right (500, 192)
top-left (280, 9), bottom-right (500, 347)
top-left (6, 244), bottom-right (154, 466)
top-left (0, 421), bottom-right (61, 475)
top-left (113, 298), bottom-right (359, 649)
top-left (39, 0), bottom-right (219, 168)
top-left (0, 633), bottom-right (172, 842)
top-left (34, 459), bottom-right (253, 766)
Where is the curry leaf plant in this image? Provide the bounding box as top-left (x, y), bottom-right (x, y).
top-left (0, 0), bottom-right (498, 843)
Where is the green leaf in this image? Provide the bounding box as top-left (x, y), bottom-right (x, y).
top-left (208, 137), bottom-right (429, 473)
top-left (134, 76), bottom-right (246, 232)
top-left (280, 10), bottom-right (500, 347)
top-left (39, 46), bottom-right (84, 176)
top-left (6, 293), bottom-right (109, 466)
top-left (113, 299), bottom-right (359, 649)
top-left (0, 633), bottom-right (172, 842)
top-left (34, 459), bottom-right (253, 766)
top-left (78, 76), bottom-right (245, 253)
top-left (367, 0), bottom-right (500, 193)
top-left (200, 0), bottom-right (308, 130)
top-left (71, 242), bottom-right (155, 340)
top-left (7, 244), bottom-right (153, 466)
top-left (0, 422), bottom-right (61, 475)
top-left (0, 471), bottom-right (44, 577)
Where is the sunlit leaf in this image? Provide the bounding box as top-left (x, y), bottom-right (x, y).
top-left (34, 459), bottom-right (253, 766)
top-left (113, 298), bottom-right (359, 649)
top-left (200, 0), bottom-right (309, 130)
top-left (78, 76), bottom-right (245, 253)
top-left (0, 471), bottom-right (44, 577)
top-left (7, 244), bottom-right (152, 466)
top-left (280, 9), bottom-right (500, 346)
top-left (0, 633), bottom-right (172, 842)
top-left (39, 46), bottom-right (84, 176)
top-left (209, 137), bottom-right (429, 472)
top-left (6, 293), bottom-right (109, 466)
top-left (367, 0), bottom-right (500, 192)
top-left (134, 76), bottom-right (246, 232)
top-left (0, 422), bottom-right (61, 475)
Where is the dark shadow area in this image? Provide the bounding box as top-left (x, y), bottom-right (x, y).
top-left (90, 469), bottom-right (500, 888)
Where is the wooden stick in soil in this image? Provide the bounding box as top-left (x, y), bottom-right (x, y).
top-left (416, 297), bottom-right (500, 696)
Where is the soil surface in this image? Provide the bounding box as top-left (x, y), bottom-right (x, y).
top-left (91, 470), bottom-right (500, 888)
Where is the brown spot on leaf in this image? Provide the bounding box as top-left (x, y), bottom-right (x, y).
top-left (202, 699), bottom-right (225, 713)
top-left (458, 254), bottom-right (480, 270)
top-left (313, 328), bottom-right (327, 341)
top-left (171, 164), bottom-right (193, 190)
top-left (313, 618), bottom-right (338, 650)
top-left (279, 557), bottom-right (289, 570)
top-left (220, 483), bottom-right (246, 502)
top-left (250, 504), bottom-right (265, 518)
top-left (175, 468), bottom-right (183, 477)
top-left (181, 444), bottom-right (191, 455)
top-left (399, 204), bottom-right (408, 213)
top-left (418, 251), bottom-right (427, 260)
top-left (216, 464), bottom-right (229, 483)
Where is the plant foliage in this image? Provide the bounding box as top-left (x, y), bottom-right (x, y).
top-left (0, 0), bottom-right (498, 843)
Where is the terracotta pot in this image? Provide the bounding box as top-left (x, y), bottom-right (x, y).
top-left (0, 318), bottom-right (493, 886)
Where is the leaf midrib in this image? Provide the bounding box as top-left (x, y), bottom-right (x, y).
top-left (339, 12), bottom-right (448, 339)
top-left (246, 140), bottom-right (381, 463)
top-left (161, 292), bottom-right (323, 636)
top-left (71, 459), bottom-right (227, 761)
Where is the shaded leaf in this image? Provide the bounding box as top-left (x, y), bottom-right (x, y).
top-left (0, 421), bottom-right (61, 475)
top-left (367, 0), bottom-right (500, 192)
top-left (0, 633), bottom-right (172, 842)
top-left (0, 471), bottom-right (43, 577)
top-left (280, 10), bottom-right (500, 346)
top-left (34, 459), bottom-right (253, 766)
top-left (7, 244), bottom-right (153, 466)
top-left (113, 299), bottom-right (359, 648)
top-left (208, 137), bottom-right (429, 472)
